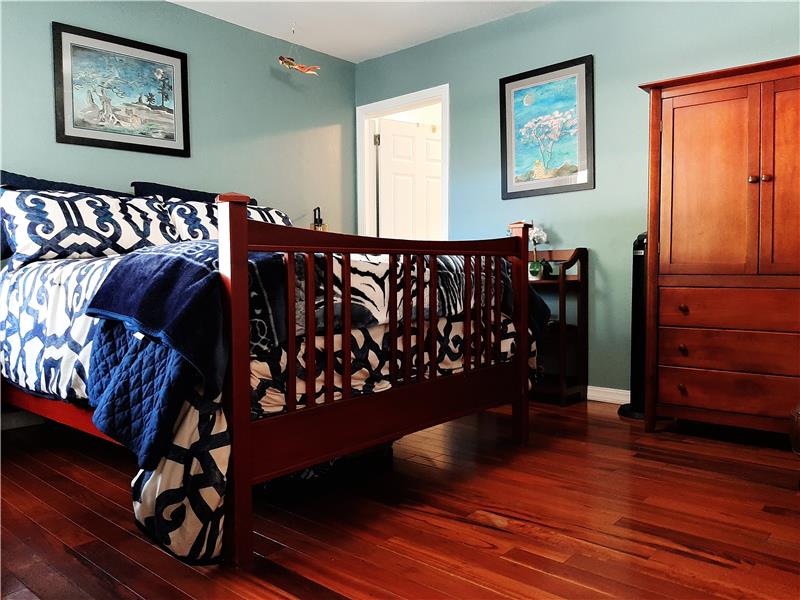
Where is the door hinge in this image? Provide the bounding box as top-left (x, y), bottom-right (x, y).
top-left (659, 120), bottom-right (663, 132)
top-left (373, 133), bottom-right (381, 146)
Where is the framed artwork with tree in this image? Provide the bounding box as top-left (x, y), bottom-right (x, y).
top-left (500, 56), bottom-right (594, 199)
top-left (53, 22), bottom-right (190, 157)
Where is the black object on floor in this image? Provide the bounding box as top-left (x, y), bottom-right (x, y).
top-left (619, 232), bottom-right (647, 421)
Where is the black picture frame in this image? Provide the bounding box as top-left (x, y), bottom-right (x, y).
top-left (499, 55), bottom-right (594, 199)
top-left (52, 22), bottom-right (190, 157)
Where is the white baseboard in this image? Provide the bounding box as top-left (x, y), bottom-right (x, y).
top-left (587, 386), bottom-right (630, 405)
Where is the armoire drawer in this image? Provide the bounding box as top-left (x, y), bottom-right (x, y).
top-left (659, 327), bottom-right (800, 376)
top-left (659, 287), bottom-right (800, 332)
top-left (658, 366), bottom-right (800, 418)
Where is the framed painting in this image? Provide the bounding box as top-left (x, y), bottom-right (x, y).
top-left (53, 22), bottom-right (190, 157)
top-left (500, 55), bottom-right (594, 199)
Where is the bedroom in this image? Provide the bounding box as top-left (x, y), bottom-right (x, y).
top-left (1, 0), bottom-right (798, 598)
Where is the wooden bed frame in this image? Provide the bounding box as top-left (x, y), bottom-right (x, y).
top-left (2, 192), bottom-right (532, 567)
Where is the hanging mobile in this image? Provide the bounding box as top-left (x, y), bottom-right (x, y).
top-left (278, 24), bottom-right (321, 76)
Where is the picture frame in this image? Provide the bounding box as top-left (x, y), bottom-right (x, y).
top-left (53, 22), bottom-right (190, 157)
top-left (500, 55), bottom-right (594, 199)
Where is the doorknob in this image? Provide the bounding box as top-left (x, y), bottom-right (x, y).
top-left (761, 174), bottom-right (772, 182)
top-left (748, 175), bottom-right (759, 183)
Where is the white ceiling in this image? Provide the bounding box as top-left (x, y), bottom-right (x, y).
top-left (170, 1), bottom-right (543, 63)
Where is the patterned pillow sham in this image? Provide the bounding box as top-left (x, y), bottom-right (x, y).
top-left (0, 190), bottom-right (178, 270)
top-left (166, 200), bottom-right (293, 241)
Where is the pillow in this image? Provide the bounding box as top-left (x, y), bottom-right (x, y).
top-left (0, 190), bottom-right (178, 270)
top-left (166, 200), bottom-right (293, 241)
top-left (0, 172), bottom-right (132, 260)
top-left (132, 181), bottom-right (257, 205)
top-left (1, 170), bottom-right (131, 197)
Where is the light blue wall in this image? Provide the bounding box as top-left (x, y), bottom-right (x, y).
top-left (356, 1), bottom-right (800, 389)
top-left (0, 1), bottom-right (356, 231)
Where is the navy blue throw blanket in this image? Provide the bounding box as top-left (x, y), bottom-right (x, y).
top-left (86, 241), bottom-right (283, 469)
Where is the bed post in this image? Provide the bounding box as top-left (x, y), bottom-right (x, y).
top-left (509, 222), bottom-right (530, 443)
top-left (217, 192), bottom-right (253, 567)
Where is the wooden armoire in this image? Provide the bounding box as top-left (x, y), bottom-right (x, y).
top-left (641, 57), bottom-right (800, 434)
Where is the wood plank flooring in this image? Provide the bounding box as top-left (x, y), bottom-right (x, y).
top-left (2, 401), bottom-right (798, 599)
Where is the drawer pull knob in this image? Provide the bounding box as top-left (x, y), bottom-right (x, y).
top-left (677, 383), bottom-right (688, 395)
top-left (678, 344), bottom-right (688, 355)
top-left (678, 303), bottom-right (689, 314)
top-left (748, 175), bottom-right (759, 183)
top-left (761, 174), bottom-right (772, 182)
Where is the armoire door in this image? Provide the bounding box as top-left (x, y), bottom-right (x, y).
top-left (659, 85), bottom-right (760, 274)
top-left (759, 77), bottom-right (800, 274)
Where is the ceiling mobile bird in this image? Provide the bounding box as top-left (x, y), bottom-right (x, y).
top-left (278, 24), bottom-right (320, 76)
top-left (278, 55), bottom-right (320, 76)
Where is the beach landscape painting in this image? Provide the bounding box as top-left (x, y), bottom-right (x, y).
top-left (500, 56), bottom-right (594, 198)
top-left (53, 23), bottom-right (190, 157)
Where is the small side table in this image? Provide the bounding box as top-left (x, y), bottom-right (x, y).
top-left (530, 248), bottom-right (589, 405)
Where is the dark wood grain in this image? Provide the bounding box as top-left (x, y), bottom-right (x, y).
top-left (660, 86), bottom-right (760, 275)
top-left (759, 76), bottom-right (800, 275)
top-left (658, 327), bottom-right (800, 376)
top-left (644, 87), bottom-right (663, 433)
top-left (640, 55), bottom-right (800, 94)
top-left (3, 402), bottom-right (798, 600)
top-left (642, 58), bottom-right (800, 436)
top-left (217, 197), bottom-right (254, 566)
top-left (530, 248), bottom-right (589, 404)
top-left (658, 366), bottom-right (800, 420)
top-left (659, 287), bottom-right (800, 332)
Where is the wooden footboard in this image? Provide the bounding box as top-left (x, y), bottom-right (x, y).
top-left (217, 193), bottom-right (531, 566)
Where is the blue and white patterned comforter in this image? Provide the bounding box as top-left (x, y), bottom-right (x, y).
top-left (0, 256), bottom-right (120, 399)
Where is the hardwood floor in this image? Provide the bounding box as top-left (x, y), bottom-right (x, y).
top-left (2, 401), bottom-right (798, 599)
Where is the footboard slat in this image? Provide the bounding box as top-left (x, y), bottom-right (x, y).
top-left (484, 256), bottom-right (492, 366)
top-left (429, 255), bottom-right (438, 379)
top-left (402, 254), bottom-right (413, 384)
top-left (324, 253), bottom-right (335, 403)
top-left (341, 254), bottom-right (352, 400)
top-left (473, 256), bottom-right (482, 369)
top-left (389, 254), bottom-right (399, 385)
top-left (415, 254), bottom-right (425, 381)
top-left (286, 254), bottom-right (297, 411)
top-left (494, 257), bottom-right (502, 363)
top-left (463, 256), bottom-right (472, 373)
top-left (305, 253), bottom-right (316, 407)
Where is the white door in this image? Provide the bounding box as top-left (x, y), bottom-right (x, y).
top-left (376, 118), bottom-right (443, 240)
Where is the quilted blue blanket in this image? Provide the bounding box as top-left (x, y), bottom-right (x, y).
top-left (85, 241), bottom-right (282, 469)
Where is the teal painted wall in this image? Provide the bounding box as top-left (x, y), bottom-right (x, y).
top-left (355, 1), bottom-right (800, 389)
top-left (0, 1), bottom-right (356, 231)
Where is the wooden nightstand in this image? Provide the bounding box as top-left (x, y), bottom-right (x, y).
top-left (530, 248), bottom-right (589, 405)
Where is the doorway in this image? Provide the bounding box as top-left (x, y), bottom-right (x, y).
top-left (356, 85), bottom-right (449, 240)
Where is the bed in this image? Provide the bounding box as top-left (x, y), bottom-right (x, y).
top-left (1, 189), bottom-right (536, 566)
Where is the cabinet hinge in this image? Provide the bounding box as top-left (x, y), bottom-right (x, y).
top-left (373, 133), bottom-right (381, 146)
top-left (659, 120), bottom-right (663, 132)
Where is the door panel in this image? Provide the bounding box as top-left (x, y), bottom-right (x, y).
top-left (377, 118), bottom-right (443, 240)
top-left (660, 86), bottom-right (760, 274)
top-left (760, 77), bottom-right (800, 274)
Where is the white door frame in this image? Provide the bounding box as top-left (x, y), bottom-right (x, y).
top-left (356, 84), bottom-right (450, 238)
